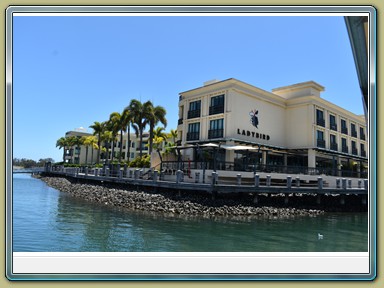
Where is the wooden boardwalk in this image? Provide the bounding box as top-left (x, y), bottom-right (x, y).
top-left (46, 167), bottom-right (368, 198)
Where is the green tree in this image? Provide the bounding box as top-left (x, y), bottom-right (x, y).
top-left (82, 135), bottom-right (98, 165)
top-left (127, 99), bottom-right (152, 158)
top-left (89, 121), bottom-right (105, 164)
top-left (65, 136), bottom-right (78, 164)
top-left (56, 137), bottom-right (68, 162)
top-left (147, 103), bottom-right (167, 154)
top-left (169, 129), bottom-right (178, 144)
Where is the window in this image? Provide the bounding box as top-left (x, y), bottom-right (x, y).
top-left (341, 119), bottom-right (348, 134)
top-left (352, 140), bottom-right (357, 155)
top-left (330, 134), bottom-right (338, 151)
top-left (360, 127), bottom-right (366, 140)
top-left (360, 143), bottom-right (366, 157)
top-left (317, 130), bottom-right (325, 148)
top-left (209, 95), bottom-right (225, 115)
top-left (208, 119), bottom-right (224, 139)
top-left (351, 123), bottom-right (357, 137)
top-left (316, 109), bottom-right (325, 127)
top-left (187, 122), bottom-right (200, 141)
top-left (342, 138), bottom-right (348, 153)
top-left (329, 115), bottom-right (337, 131)
top-left (188, 100), bottom-right (201, 119)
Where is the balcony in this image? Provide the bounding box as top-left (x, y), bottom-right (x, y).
top-left (351, 130), bottom-right (357, 138)
top-left (352, 148), bottom-right (358, 155)
top-left (178, 118), bottom-right (183, 125)
top-left (330, 124), bottom-right (337, 131)
top-left (187, 109), bottom-right (200, 119)
top-left (330, 143), bottom-right (338, 151)
top-left (317, 118), bottom-right (325, 127)
top-left (360, 134), bottom-right (366, 141)
top-left (342, 146), bottom-right (349, 153)
top-left (186, 132), bottom-right (200, 141)
top-left (208, 129), bottom-right (224, 139)
top-left (361, 150), bottom-right (367, 157)
top-left (317, 139), bottom-right (326, 148)
top-left (341, 127), bottom-right (348, 135)
top-left (209, 105), bottom-right (224, 115)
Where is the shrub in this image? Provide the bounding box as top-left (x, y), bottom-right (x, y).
top-left (129, 155), bottom-right (150, 168)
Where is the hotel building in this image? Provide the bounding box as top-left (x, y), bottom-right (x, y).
top-left (177, 78), bottom-right (368, 177)
top-left (64, 129), bottom-right (152, 165)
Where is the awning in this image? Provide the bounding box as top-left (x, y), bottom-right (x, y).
top-left (221, 144), bottom-right (258, 151)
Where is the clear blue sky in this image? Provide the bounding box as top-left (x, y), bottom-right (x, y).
top-left (12, 14), bottom-right (363, 162)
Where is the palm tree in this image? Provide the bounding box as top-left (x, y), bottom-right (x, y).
top-left (120, 106), bottom-right (133, 163)
top-left (127, 99), bottom-right (152, 158)
top-left (169, 129), bottom-right (178, 144)
top-left (147, 103), bottom-right (167, 154)
top-left (89, 121), bottom-right (105, 164)
top-left (56, 137), bottom-right (68, 162)
top-left (65, 136), bottom-right (78, 164)
top-left (101, 130), bottom-right (114, 163)
top-left (82, 136), bottom-right (98, 165)
top-left (107, 112), bottom-right (121, 162)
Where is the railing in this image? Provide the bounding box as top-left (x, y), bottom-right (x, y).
top-left (352, 148), bottom-right (358, 155)
top-left (186, 132), bottom-right (199, 141)
top-left (317, 139), bottom-right (326, 148)
top-left (330, 124), bottom-right (337, 131)
top-left (209, 105), bottom-right (224, 115)
top-left (352, 130), bottom-right (358, 138)
top-left (208, 129), bottom-right (223, 139)
top-left (187, 109), bottom-right (200, 119)
top-left (360, 134), bottom-right (366, 141)
top-left (317, 118), bottom-right (325, 127)
top-left (342, 146), bottom-right (349, 153)
top-left (341, 127), bottom-right (348, 134)
top-left (178, 118), bottom-right (183, 125)
top-left (160, 161), bottom-right (367, 178)
top-left (361, 150), bottom-right (367, 157)
top-left (330, 143), bottom-right (338, 151)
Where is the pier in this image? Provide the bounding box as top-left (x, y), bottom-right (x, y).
top-left (45, 165), bottom-right (368, 205)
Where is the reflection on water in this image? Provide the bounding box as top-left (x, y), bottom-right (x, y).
top-left (12, 174), bottom-right (368, 252)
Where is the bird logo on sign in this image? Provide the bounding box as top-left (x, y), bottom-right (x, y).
top-left (249, 109), bottom-right (259, 128)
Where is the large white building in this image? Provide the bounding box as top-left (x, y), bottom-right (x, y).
top-left (177, 78), bottom-right (368, 177)
top-left (64, 128), bottom-right (152, 165)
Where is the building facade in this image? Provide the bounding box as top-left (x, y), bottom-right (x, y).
top-left (177, 78), bottom-right (368, 177)
top-left (64, 129), bottom-right (152, 165)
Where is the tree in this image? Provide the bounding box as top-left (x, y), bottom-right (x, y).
top-left (101, 130), bottom-right (114, 163)
top-left (120, 108), bottom-right (133, 163)
top-left (107, 113), bottom-right (121, 162)
top-left (127, 99), bottom-right (152, 158)
top-left (65, 136), bottom-right (78, 164)
top-left (147, 103), bottom-right (167, 154)
top-left (89, 121), bottom-right (105, 164)
top-left (56, 137), bottom-right (68, 162)
top-left (82, 135), bottom-right (98, 165)
top-left (169, 129), bottom-right (178, 144)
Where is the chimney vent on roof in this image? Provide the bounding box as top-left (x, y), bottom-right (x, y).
top-left (204, 79), bottom-right (219, 86)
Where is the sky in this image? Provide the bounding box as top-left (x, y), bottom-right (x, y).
top-left (12, 13), bottom-right (364, 163)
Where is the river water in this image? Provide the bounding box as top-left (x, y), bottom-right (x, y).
top-left (12, 173), bottom-right (368, 252)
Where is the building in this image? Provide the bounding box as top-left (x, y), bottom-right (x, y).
top-left (177, 78), bottom-right (368, 177)
top-left (64, 128), bottom-right (152, 165)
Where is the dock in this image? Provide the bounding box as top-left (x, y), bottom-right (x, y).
top-left (44, 165), bottom-right (369, 205)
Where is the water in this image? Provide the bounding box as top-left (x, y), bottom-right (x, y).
top-left (12, 173), bottom-right (368, 252)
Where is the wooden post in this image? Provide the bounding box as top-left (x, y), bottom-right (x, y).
top-left (317, 177), bottom-right (323, 189)
top-left (358, 180), bottom-right (362, 189)
top-left (342, 178), bottom-right (347, 190)
top-left (195, 172), bottom-right (200, 183)
top-left (336, 178), bottom-right (341, 189)
top-left (287, 176), bottom-right (292, 189)
top-left (348, 179), bottom-right (352, 189)
top-left (295, 177), bottom-right (300, 187)
top-left (237, 174), bottom-right (242, 186)
top-left (153, 170), bottom-right (158, 183)
top-left (254, 174), bottom-right (260, 188)
top-left (266, 175), bottom-right (271, 187)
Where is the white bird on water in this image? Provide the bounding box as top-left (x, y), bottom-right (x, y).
top-left (318, 233), bottom-right (324, 240)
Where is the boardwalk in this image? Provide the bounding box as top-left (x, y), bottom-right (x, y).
top-left (46, 166), bottom-right (368, 206)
